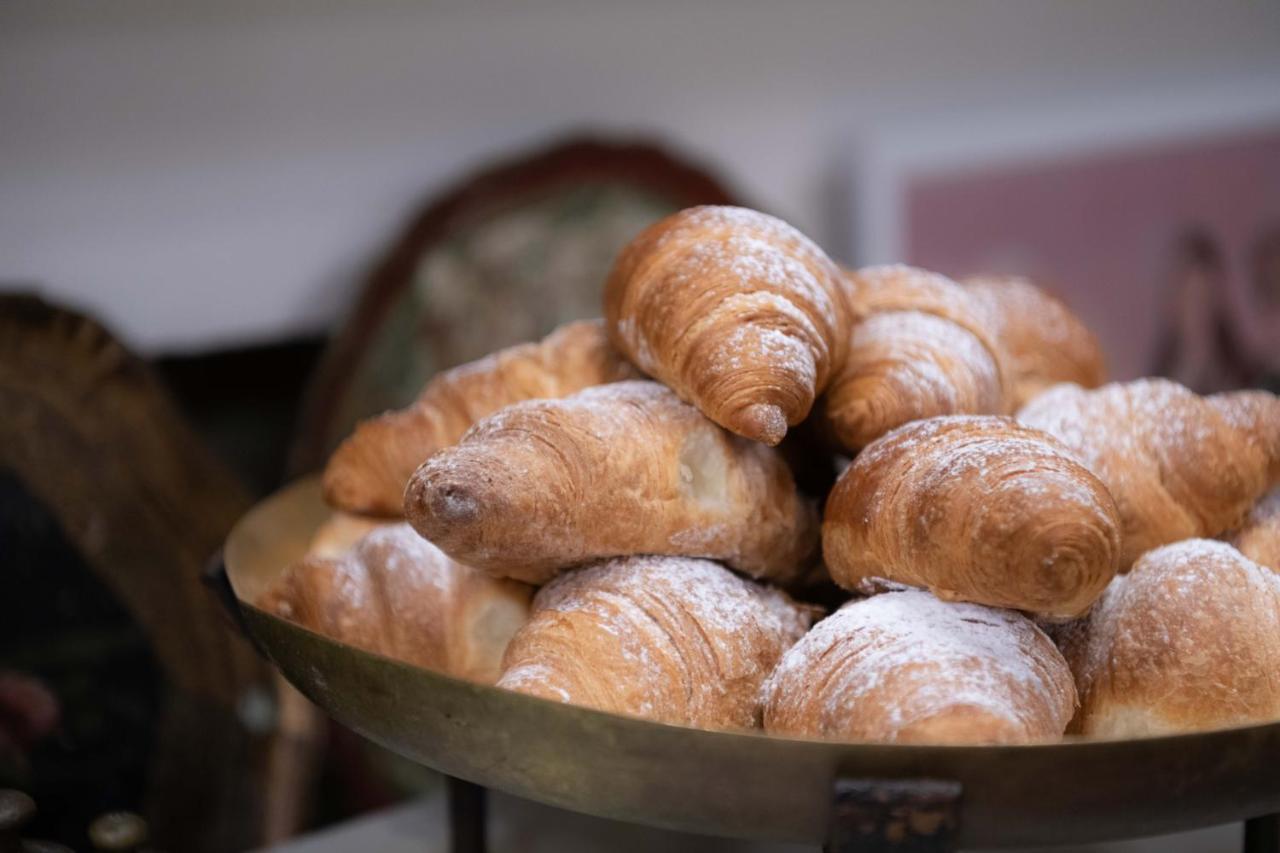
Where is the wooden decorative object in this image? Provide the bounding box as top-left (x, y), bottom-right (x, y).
top-left (290, 136), bottom-right (742, 473)
top-left (0, 295), bottom-right (318, 851)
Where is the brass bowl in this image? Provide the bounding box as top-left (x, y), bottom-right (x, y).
top-left (224, 477), bottom-right (1280, 848)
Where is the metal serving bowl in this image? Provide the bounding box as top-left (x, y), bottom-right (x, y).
top-left (223, 478), bottom-right (1280, 849)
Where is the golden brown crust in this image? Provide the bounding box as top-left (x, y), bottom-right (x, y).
top-left (1071, 539), bottom-right (1280, 737)
top-left (760, 591), bottom-right (1076, 744)
top-left (405, 381), bottom-right (819, 585)
top-left (497, 556), bottom-right (815, 728)
top-left (822, 415), bottom-right (1122, 619)
top-left (322, 319), bottom-right (638, 517)
top-left (604, 206), bottom-right (849, 445)
top-left (1018, 379), bottom-right (1272, 567)
top-left (1208, 389), bottom-right (1280, 487)
top-left (1231, 488), bottom-right (1280, 572)
top-left (818, 265), bottom-right (1009, 452)
top-left (307, 512), bottom-right (388, 558)
top-left (963, 275), bottom-right (1106, 408)
top-left (257, 524), bottom-right (533, 682)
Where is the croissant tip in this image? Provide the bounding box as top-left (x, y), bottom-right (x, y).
top-left (321, 466), bottom-right (394, 517)
top-left (428, 484), bottom-right (481, 525)
top-left (733, 403), bottom-right (788, 446)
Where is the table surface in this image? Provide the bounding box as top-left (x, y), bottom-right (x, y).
top-left (263, 785), bottom-right (1243, 853)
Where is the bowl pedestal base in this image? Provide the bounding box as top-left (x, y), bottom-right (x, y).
top-left (442, 778), bottom-right (1279, 853)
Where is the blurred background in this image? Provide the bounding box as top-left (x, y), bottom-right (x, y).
top-left (1, 2), bottom-right (1278, 850)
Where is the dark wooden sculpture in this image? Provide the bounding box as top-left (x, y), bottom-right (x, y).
top-left (0, 294), bottom-right (317, 851)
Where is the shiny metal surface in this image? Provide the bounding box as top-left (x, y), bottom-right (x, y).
top-left (225, 478), bottom-right (1280, 848)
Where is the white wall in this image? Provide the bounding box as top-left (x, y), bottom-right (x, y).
top-left (3, 0), bottom-right (1280, 353)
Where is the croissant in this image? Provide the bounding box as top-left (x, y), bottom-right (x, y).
top-left (1208, 389), bottom-right (1280, 486)
top-left (406, 381), bottom-right (819, 585)
top-left (257, 524), bottom-right (533, 683)
top-left (1070, 539), bottom-right (1280, 737)
top-left (1231, 488), bottom-right (1280, 572)
top-left (323, 319), bottom-right (639, 517)
top-left (823, 415), bottom-right (1122, 619)
top-left (497, 556), bottom-right (814, 728)
top-left (817, 265), bottom-right (1009, 452)
top-left (308, 512), bottom-right (388, 558)
top-left (963, 274), bottom-right (1106, 409)
top-left (760, 590), bottom-right (1076, 744)
top-left (604, 206), bottom-right (849, 446)
top-left (1018, 379), bottom-right (1272, 567)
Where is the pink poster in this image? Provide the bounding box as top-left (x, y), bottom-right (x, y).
top-left (904, 127), bottom-right (1280, 388)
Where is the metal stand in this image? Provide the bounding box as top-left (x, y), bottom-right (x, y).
top-left (824, 778), bottom-right (962, 852)
top-left (436, 776), bottom-right (1277, 852)
top-left (446, 777), bottom-right (487, 853)
top-left (1245, 813), bottom-right (1280, 853)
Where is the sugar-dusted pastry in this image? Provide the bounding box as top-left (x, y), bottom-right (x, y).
top-left (406, 381), bottom-right (819, 585)
top-left (760, 590), bottom-right (1076, 744)
top-left (308, 512), bottom-right (388, 558)
top-left (1208, 389), bottom-right (1280, 487)
top-left (1071, 539), bottom-right (1280, 737)
top-left (1018, 379), bottom-right (1272, 567)
top-left (1231, 488), bottom-right (1280, 572)
top-left (323, 319), bottom-right (639, 517)
top-left (823, 416), bottom-right (1121, 619)
top-left (497, 556), bottom-right (815, 728)
top-left (604, 206), bottom-right (849, 446)
top-left (818, 265), bottom-right (1009, 453)
top-left (963, 274), bottom-right (1106, 409)
top-left (258, 524), bottom-right (532, 683)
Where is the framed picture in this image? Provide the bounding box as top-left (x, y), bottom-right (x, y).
top-left (848, 93), bottom-right (1280, 388)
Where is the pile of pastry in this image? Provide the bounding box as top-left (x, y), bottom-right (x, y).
top-left (260, 206), bottom-right (1280, 745)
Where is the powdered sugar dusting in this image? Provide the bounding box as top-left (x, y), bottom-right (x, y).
top-left (1081, 539), bottom-right (1274, 695)
top-left (261, 523), bottom-right (532, 681)
top-left (854, 415), bottom-right (1105, 510)
top-left (668, 522), bottom-right (731, 551)
top-left (461, 379), bottom-right (676, 444)
top-left (648, 207), bottom-right (838, 318)
top-left (1210, 390), bottom-right (1280, 480)
top-left (710, 318), bottom-right (817, 387)
top-left (853, 311), bottom-right (997, 405)
top-left (829, 414), bottom-right (1120, 616)
top-left (498, 555), bottom-right (815, 728)
top-left (1019, 379), bottom-right (1200, 468)
top-left (606, 206), bottom-right (844, 434)
top-left (615, 314), bottom-right (656, 373)
top-left (762, 590), bottom-right (1074, 743)
top-left (1075, 538), bottom-right (1280, 736)
top-left (355, 523), bottom-right (453, 599)
top-left (1018, 379), bottom-right (1269, 564)
top-left (415, 379), bottom-right (816, 583)
top-left (963, 275), bottom-right (1104, 402)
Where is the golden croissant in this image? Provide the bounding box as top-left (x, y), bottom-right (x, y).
top-left (323, 319), bottom-right (639, 517)
top-left (604, 205), bottom-right (849, 446)
top-left (1208, 389), bottom-right (1280, 487)
top-left (822, 415), bottom-right (1122, 619)
top-left (498, 556), bottom-right (814, 728)
top-left (257, 524), bottom-right (533, 683)
top-left (405, 381), bottom-right (819, 585)
top-left (307, 512), bottom-right (388, 558)
top-left (818, 265), bottom-right (1009, 452)
top-left (1018, 379), bottom-right (1274, 567)
top-left (761, 590), bottom-right (1076, 744)
top-left (1231, 488), bottom-right (1280, 573)
top-left (1067, 539), bottom-right (1280, 737)
top-left (963, 274), bottom-right (1106, 409)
